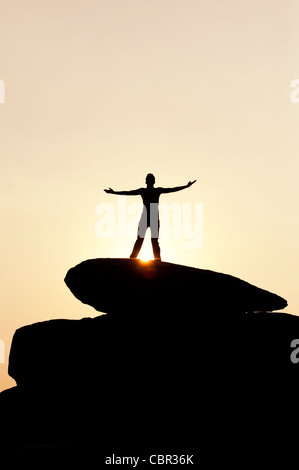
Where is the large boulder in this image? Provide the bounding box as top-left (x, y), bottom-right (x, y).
top-left (64, 258), bottom-right (287, 314)
top-left (4, 312), bottom-right (204, 449)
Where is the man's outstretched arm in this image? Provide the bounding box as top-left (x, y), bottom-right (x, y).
top-left (160, 180), bottom-right (197, 194)
top-left (104, 187), bottom-right (141, 195)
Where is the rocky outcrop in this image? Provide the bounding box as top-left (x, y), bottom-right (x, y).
top-left (64, 258), bottom-right (287, 314)
top-left (0, 259), bottom-right (297, 461)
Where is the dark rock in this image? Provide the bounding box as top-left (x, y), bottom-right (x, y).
top-left (64, 258), bottom-right (288, 314)
top-left (0, 259), bottom-right (297, 460)
top-left (2, 309), bottom-right (299, 453)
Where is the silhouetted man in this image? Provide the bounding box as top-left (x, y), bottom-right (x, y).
top-left (104, 174), bottom-right (196, 260)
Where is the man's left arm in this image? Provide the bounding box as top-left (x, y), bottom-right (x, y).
top-left (159, 180), bottom-right (197, 194)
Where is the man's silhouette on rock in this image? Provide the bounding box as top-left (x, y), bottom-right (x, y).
top-left (104, 174), bottom-right (196, 260)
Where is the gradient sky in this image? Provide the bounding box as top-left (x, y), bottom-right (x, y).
top-left (1, 0), bottom-right (299, 391)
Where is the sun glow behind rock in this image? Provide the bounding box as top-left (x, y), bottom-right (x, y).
top-left (137, 243), bottom-right (154, 262)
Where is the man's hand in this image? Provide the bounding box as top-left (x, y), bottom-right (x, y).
top-left (187, 180), bottom-right (197, 188)
top-left (104, 187), bottom-right (115, 194)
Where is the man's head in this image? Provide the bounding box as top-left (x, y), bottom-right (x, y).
top-left (146, 173), bottom-right (155, 186)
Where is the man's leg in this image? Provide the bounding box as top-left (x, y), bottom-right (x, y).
top-left (130, 236), bottom-right (144, 259)
top-left (151, 238), bottom-right (161, 260)
top-left (130, 215), bottom-right (147, 258)
top-left (151, 219), bottom-right (161, 260)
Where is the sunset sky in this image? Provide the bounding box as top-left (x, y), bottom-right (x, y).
top-left (1, 0), bottom-right (299, 391)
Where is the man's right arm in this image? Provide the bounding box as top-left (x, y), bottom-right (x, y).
top-left (104, 188), bottom-right (141, 195)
